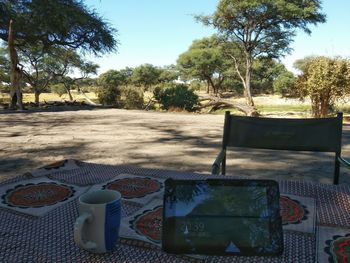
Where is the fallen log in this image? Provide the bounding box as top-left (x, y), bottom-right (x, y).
top-left (197, 95), bottom-right (259, 116)
top-left (78, 89), bottom-right (101, 106)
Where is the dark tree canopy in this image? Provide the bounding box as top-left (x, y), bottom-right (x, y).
top-left (177, 36), bottom-right (228, 94)
top-left (196, 0), bottom-right (326, 114)
top-left (1, 0), bottom-right (117, 109)
top-left (199, 0), bottom-right (326, 59)
top-left (0, 0), bottom-right (117, 54)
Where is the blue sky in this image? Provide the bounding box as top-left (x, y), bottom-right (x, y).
top-left (85, 0), bottom-right (350, 75)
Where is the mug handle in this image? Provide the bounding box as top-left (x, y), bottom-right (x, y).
top-left (74, 213), bottom-right (97, 250)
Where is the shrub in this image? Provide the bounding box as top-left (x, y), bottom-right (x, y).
top-left (97, 85), bottom-right (121, 106)
top-left (273, 71), bottom-right (296, 97)
top-left (122, 87), bottom-right (144, 109)
top-left (153, 84), bottom-right (199, 112)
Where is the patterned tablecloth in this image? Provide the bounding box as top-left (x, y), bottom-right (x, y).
top-left (1, 159), bottom-right (350, 262)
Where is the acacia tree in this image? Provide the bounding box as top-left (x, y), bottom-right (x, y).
top-left (196, 0), bottom-right (326, 115)
top-left (177, 36), bottom-right (229, 94)
top-left (131, 64), bottom-right (161, 90)
top-left (48, 48), bottom-right (98, 102)
top-left (158, 65), bottom-right (179, 84)
top-left (294, 56), bottom-right (350, 118)
top-left (0, 0), bottom-right (117, 109)
top-left (18, 45), bottom-right (57, 104)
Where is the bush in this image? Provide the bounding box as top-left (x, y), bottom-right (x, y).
top-left (153, 84), bottom-right (199, 112)
top-left (97, 86), bottom-right (121, 106)
top-left (273, 71), bottom-right (296, 97)
top-left (122, 87), bottom-right (144, 109)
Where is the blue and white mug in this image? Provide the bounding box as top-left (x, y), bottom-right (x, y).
top-left (74, 190), bottom-right (122, 253)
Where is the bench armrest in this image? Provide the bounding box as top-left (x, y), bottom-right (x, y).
top-left (338, 156), bottom-right (350, 169)
top-left (212, 149), bottom-right (226, 175)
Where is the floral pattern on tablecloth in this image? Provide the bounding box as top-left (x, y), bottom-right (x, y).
top-left (317, 226), bottom-right (350, 263)
top-left (0, 177), bottom-right (89, 217)
top-left (1, 160), bottom-right (350, 262)
top-left (88, 174), bottom-right (165, 205)
top-left (2, 182), bottom-right (75, 208)
top-left (280, 194), bottom-right (316, 234)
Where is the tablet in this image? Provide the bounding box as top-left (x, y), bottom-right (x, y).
top-left (162, 179), bottom-right (283, 256)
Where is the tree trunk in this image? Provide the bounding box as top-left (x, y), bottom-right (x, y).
top-left (8, 20), bottom-right (23, 110)
top-left (67, 88), bottom-right (73, 101)
top-left (63, 83), bottom-right (73, 101)
top-left (244, 56), bottom-right (254, 107)
top-left (34, 89), bottom-right (40, 105)
top-left (206, 80), bottom-right (210, 94)
top-left (230, 53), bottom-right (258, 116)
top-left (197, 94), bottom-right (257, 116)
top-left (207, 77), bottom-right (217, 95)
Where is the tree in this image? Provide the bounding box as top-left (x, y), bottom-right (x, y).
top-left (158, 65), bottom-right (179, 84)
top-left (19, 44), bottom-right (56, 104)
top-left (131, 64), bottom-right (161, 89)
top-left (98, 70), bottom-right (127, 88)
top-left (118, 67), bottom-right (134, 87)
top-left (0, 0), bottom-right (117, 109)
top-left (196, 0), bottom-right (326, 115)
top-left (153, 84), bottom-right (199, 112)
top-left (96, 70), bottom-right (125, 106)
top-left (45, 48), bottom-right (83, 101)
top-left (250, 58), bottom-right (288, 94)
top-left (294, 56), bottom-right (350, 117)
top-left (273, 70), bottom-right (296, 97)
top-left (177, 36), bottom-right (228, 94)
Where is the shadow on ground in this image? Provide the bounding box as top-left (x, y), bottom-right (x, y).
top-left (1, 109), bottom-right (350, 185)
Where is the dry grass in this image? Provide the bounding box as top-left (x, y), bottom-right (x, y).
top-left (2, 91), bottom-right (350, 118)
top-left (0, 91), bottom-right (98, 104)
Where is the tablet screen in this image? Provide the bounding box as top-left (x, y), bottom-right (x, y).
top-left (162, 179), bottom-right (283, 256)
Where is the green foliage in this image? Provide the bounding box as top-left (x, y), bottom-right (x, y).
top-left (0, 46), bottom-right (10, 85)
top-left (197, 0), bottom-right (326, 58)
top-left (189, 80), bottom-right (202, 91)
top-left (273, 71), bottom-right (296, 97)
top-left (154, 84), bottom-right (199, 112)
top-left (118, 67), bottom-right (134, 86)
top-left (158, 65), bottom-right (179, 84)
top-left (0, 1), bottom-right (117, 54)
top-left (50, 84), bottom-right (66, 97)
top-left (195, 0), bottom-right (326, 108)
top-left (98, 70), bottom-right (126, 88)
top-left (294, 56), bottom-right (350, 117)
top-left (177, 36), bottom-right (228, 94)
top-left (131, 64), bottom-right (161, 89)
top-left (97, 86), bottom-right (121, 106)
top-left (251, 58), bottom-right (287, 94)
top-left (122, 86), bottom-right (144, 109)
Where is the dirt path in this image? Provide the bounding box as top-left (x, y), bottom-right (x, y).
top-left (1, 108), bottom-right (350, 184)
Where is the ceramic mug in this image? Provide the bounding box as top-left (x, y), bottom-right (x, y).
top-left (74, 189), bottom-right (122, 253)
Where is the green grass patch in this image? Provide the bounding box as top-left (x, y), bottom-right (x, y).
top-left (256, 104), bottom-right (311, 113)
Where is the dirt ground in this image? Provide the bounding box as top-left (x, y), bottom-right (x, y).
top-left (1, 108), bottom-right (350, 185)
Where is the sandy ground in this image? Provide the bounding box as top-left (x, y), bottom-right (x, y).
top-left (1, 108), bottom-right (350, 185)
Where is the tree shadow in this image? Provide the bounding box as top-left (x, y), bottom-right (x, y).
top-left (0, 143), bottom-right (88, 182)
top-left (1, 110), bottom-right (350, 185)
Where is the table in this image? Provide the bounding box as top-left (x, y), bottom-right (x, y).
top-left (1, 159), bottom-right (350, 262)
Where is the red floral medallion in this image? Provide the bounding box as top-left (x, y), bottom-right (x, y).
top-left (104, 177), bottom-right (162, 199)
top-left (325, 234), bottom-right (350, 263)
top-left (279, 196), bottom-right (307, 225)
top-left (2, 182), bottom-right (75, 208)
top-left (131, 206), bottom-right (163, 243)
